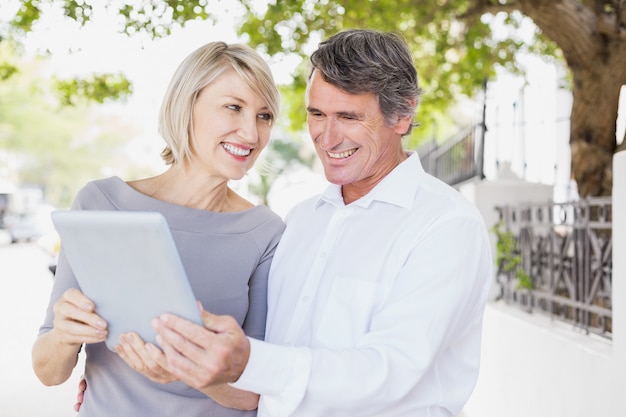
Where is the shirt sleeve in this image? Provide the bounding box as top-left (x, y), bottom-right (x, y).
top-left (231, 338), bottom-right (312, 416)
top-left (232, 213), bottom-right (493, 416)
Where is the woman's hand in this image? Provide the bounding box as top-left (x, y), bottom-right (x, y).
top-left (74, 376), bottom-right (86, 412)
top-left (52, 288), bottom-right (108, 347)
top-left (115, 332), bottom-right (179, 384)
top-left (32, 288), bottom-right (107, 386)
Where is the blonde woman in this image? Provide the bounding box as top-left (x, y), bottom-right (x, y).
top-left (32, 41), bottom-right (284, 417)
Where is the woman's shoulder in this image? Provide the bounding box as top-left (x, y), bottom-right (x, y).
top-left (220, 205), bottom-right (285, 248)
top-left (72, 177), bottom-right (126, 209)
top-left (240, 205), bottom-right (285, 235)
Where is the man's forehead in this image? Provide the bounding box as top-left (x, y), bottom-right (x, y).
top-left (306, 71), bottom-right (378, 112)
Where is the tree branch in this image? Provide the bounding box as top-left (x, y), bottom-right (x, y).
top-left (461, 0), bottom-right (522, 20)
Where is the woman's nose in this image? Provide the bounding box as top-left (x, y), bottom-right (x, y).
top-left (237, 115), bottom-right (258, 144)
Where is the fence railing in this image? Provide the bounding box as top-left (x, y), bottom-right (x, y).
top-left (417, 122), bottom-right (485, 186)
top-left (495, 197), bottom-right (613, 339)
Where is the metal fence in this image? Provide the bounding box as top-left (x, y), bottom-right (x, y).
top-left (417, 122), bottom-right (486, 186)
top-left (495, 197), bottom-right (613, 339)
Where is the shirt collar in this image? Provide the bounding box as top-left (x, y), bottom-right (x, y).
top-left (315, 152), bottom-right (425, 210)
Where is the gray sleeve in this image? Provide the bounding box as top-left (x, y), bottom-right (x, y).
top-left (38, 184), bottom-right (101, 335)
top-left (241, 214), bottom-right (284, 341)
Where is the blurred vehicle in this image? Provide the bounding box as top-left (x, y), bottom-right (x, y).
top-left (5, 204), bottom-right (55, 244)
top-left (37, 231), bottom-right (60, 276)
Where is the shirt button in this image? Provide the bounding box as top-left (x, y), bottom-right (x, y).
top-left (320, 252), bottom-right (326, 258)
top-left (302, 296), bottom-right (309, 302)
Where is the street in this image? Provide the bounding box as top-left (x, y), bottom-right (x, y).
top-left (0, 234), bottom-right (84, 417)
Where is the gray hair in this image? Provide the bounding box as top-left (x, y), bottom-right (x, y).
top-left (309, 29), bottom-right (422, 135)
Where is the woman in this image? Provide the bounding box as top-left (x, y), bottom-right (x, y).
top-left (32, 41), bottom-right (284, 416)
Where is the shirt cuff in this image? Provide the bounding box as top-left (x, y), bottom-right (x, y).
top-left (230, 337), bottom-right (312, 417)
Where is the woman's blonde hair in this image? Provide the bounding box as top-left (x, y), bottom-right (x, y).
top-left (158, 42), bottom-right (280, 166)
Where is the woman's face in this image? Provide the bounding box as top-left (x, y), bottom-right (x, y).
top-left (188, 69), bottom-right (274, 180)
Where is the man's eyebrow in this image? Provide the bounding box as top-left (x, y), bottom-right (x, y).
top-left (336, 111), bottom-right (361, 119)
top-left (306, 106), bottom-right (361, 119)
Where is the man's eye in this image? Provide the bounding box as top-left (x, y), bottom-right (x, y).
top-left (227, 104), bottom-right (242, 112)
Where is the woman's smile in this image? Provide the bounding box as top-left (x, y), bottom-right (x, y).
top-left (221, 142), bottom-right (253, 157)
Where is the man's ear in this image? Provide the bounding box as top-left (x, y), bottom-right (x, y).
top-left (393, 116), bottom-right (412, 135)
top-left (393, 99), bottom-right (417, 135)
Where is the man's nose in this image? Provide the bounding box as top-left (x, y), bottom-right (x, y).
top-left (317, 119), bottom-right (340, 150)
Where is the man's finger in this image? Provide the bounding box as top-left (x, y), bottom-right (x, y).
top-left (200, 311), bottom-right (241, 334)
top-left (153, 314), bottom-right (215, 352)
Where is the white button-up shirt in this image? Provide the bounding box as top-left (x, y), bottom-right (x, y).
top-left (231, 153), bottom-right (493, 417)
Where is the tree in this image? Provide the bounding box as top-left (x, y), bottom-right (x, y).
top-left (2, 1), bottom-right (315, 207)
top-left (7, 0), bottom-right (626, 197)
top-left (2, 1), bottom-right (132, 105)
top-left (238, 0), bottom-right (626, 197)
top-left (0, 42), bottom-right (141, 207)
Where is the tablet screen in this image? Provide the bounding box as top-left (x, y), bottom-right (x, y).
top-left (52, 210), bottom-right (203, 351)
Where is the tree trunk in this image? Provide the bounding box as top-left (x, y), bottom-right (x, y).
top-left (569, 62), bottom-right (623, 197)
top-left (518, 0), bottom-right (626, 197)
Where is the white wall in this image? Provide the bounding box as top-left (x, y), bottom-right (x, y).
top-left (462, 150), bottom-right (626, 417)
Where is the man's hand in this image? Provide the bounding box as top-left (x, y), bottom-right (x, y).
top-left (149, 310), bottom-right (250, 390)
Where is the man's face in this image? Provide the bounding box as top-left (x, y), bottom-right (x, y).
top-left (305, 70), bottom-right (411, 203)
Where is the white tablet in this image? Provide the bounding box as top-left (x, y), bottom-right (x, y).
top-left (51, 209), bottom-right (203, 352)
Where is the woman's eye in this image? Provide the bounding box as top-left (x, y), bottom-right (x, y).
top-left (227, 104), bottom-right (242, 112)
top-left (258, 112), bottom-right (273, 122)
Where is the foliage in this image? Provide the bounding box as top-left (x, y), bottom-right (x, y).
top-left (491, 221), bottom-right (532, 290)
top-left (53, 72), bottom-right (132, 106)
top-left (5, 0), bottom-right (626, 197)
top-left (5, 0), bottom-right (535, 146)
top-left (237, 0), bottom-right (558, 147)
top-left (5, 0), bottom-right (133, 105)
top-left (9, 0), bottom-right (213, 37)
top-left (238, 0), bottom-right (626, 197)
top-left (0, 48), bottom-right (141, 207)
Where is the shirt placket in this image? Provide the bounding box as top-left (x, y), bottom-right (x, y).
top-left (282, 205), bottom-right (354, 346)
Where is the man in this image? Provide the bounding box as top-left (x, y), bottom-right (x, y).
top-left (82, 29), bottom-right (493, 417)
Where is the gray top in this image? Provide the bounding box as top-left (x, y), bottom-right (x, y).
top-left (39, 176), bottom-right (285, 417)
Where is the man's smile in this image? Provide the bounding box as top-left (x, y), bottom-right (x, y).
top-left (327, 148), bottom-right (358, 159)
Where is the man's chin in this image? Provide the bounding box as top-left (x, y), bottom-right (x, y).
top-left (324, 173), bottom-right (353, 186)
